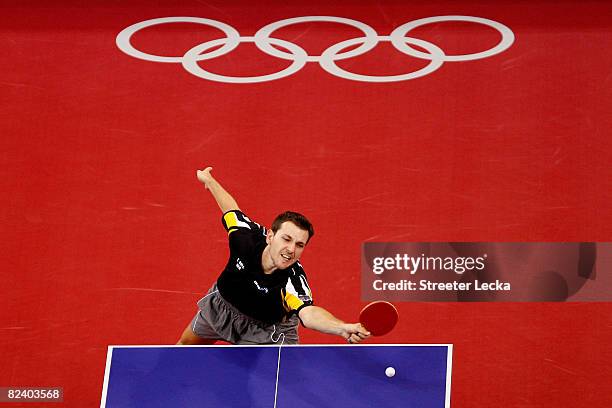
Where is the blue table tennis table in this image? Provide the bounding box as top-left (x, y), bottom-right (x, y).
top-left (101, 344), bottom-right (453, 408)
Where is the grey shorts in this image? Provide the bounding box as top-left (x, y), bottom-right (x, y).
top-left (190, 284), bottom-right (300, 345)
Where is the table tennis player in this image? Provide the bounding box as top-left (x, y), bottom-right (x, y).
top-left (177, 167), bottom-right (370, 345)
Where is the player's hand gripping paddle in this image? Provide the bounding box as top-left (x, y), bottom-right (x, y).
top-left (359, 301), bottom-right (398, 336)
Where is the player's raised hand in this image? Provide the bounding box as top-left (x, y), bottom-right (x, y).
top-left (344, 323), bottom-right (371, 344)
top-left (196, 166), bottom-right (214, 189)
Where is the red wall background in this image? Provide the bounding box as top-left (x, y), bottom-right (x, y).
top-left (1, 1), bottom-right (611, 406)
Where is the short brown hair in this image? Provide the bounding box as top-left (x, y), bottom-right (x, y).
top-left (271, 211), bottom-right (314, 242)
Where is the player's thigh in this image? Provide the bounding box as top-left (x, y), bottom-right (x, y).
top-left (177, 322), bottom-right (217, 345)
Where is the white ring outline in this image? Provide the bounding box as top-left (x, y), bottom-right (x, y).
top-left (182, 36), bottom-right (308, 83)
top-left (320, 36), bottom-right (445, 83)
top-left (116, 16), bottom-right (240, 63)
top-left (391, 15), bottom-right (515, 62)
top-left (254, 16), bottom-right (379, 63)
top-left (115, 15), bottom-right (515, 83)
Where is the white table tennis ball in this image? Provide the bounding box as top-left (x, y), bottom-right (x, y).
top-left (385, 367), bottom-right (396, 378)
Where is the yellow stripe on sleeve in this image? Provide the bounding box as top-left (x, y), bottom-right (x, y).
top-left (224, 211), bottom-right (239, 234)
top-left (284, 293), bottom-right (304, 311)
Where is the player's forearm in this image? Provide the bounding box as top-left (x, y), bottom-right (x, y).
top-left (205, 177), bottom-right (240, 213)
top-left (196, 168), bottom-right (240, 213)
top-left (299, 306), bottom-right (345, 336)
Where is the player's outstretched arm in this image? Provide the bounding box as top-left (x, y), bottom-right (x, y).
top-left (298, 305), bottom-right (370, 344)
top-left (196, 167), bottom-right (240, 213)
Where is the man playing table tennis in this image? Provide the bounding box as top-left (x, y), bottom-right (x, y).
top-left (178, 167), bottom-right (370, 345)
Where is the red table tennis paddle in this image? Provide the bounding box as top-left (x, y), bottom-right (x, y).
top-left (359, 301), bottom-right (398, 336)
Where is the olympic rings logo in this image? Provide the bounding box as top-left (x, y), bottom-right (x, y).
top-left (116, 15), bottom-right (515, 83)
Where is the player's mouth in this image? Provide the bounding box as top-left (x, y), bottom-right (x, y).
top-left (281, 253), bottom-right (292, 262)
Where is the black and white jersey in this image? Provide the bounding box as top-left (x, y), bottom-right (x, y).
top-left (216, 210), bottom-right (313, 324)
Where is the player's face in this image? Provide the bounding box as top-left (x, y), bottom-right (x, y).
top-left (267, 221), bottom-right (309, 269)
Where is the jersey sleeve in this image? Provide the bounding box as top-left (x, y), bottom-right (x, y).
top-left (221, 210), bottom-right (267, 255)
top-left (283, 262), bottom-right (314, 317)
top-left (222, 210), bottom-right (265, 235)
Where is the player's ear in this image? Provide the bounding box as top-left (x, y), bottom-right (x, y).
top-left (266, 229), bottom-right (274, 244)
